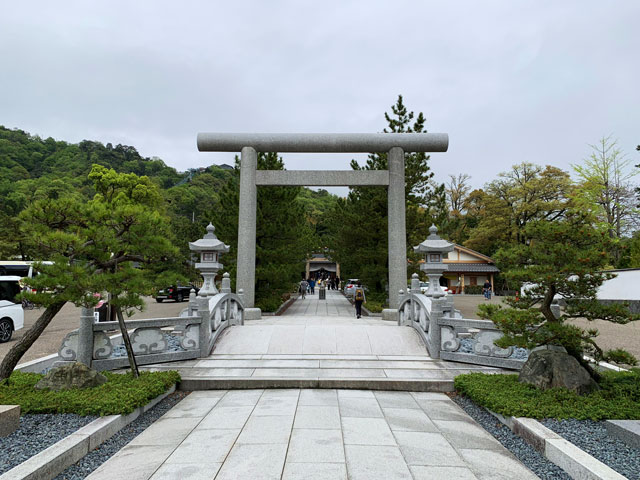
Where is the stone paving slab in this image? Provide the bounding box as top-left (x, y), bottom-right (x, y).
top-left (87, 389), bottom-right (540, 480)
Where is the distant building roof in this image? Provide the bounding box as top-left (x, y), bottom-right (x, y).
top-left (445, 263), bottom-right (500, 273)
top-left (218, 163), bottom-right (234, 170)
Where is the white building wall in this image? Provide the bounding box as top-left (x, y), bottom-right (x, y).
top-left (598, 270), bottom-right (640, 300)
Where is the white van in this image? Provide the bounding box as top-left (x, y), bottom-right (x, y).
top-left (0, 276), bottom-right (25, 342)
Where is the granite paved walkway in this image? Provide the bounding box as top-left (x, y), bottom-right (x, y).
top-left (87, 388), bottom-right (539, 480)
top-left (142, 290), bottom-right (505, 388)
top-left (282, 288), bottom-right (355, 317)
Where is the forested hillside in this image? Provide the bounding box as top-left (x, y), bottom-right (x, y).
top-left (0, 126), bottom-right (339, 310)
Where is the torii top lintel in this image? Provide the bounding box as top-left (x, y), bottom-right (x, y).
top-left (197, 133), bottom-right (449, 153)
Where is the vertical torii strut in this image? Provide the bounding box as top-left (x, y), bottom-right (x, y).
top-left (197, 132), bottom-right (449, 318)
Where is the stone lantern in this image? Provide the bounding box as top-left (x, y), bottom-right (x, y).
top-left (189, 223), bottom-right (230, 297)
top-left (414, 225), bottom-right (454, 298)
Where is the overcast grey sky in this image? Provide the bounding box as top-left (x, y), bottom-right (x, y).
top-left (1, 1), bottom-right (638, 193)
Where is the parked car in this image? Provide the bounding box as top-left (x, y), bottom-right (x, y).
top-left (0, 276), bottom-right (25, 342)
top-left (155, 285), bottom-right (199, 303)
top-left (406, 281), bottom-right (450, 296)
top-left (343, 279), bottom-right (360, 297)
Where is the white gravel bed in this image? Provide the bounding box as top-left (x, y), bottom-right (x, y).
top-left (0, 413), bottom-right (98, 474)
top-left (542, 418), bottom-right (640, 479)
top-left (452, 395), bottom-right (570, 479)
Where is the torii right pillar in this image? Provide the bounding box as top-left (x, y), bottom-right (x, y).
top-left (387, 146), bottom-right (407, 310)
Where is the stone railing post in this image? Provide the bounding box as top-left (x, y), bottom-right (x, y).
top-left (77, 307), bottom-right (94, 367)
top-left (428, 298), bottom-right (444, 359)
top-left (188, 289), bottom-right (198, 316)
top-left (197, 295), bottom-right (211, 358)
top-left (221, 272), bottom-right (231, 294)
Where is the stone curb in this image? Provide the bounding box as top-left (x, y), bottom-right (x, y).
top-left (0, 385), bottom-right (176, 480)
top-left (488, 411), bottom-right (627, 480)
top-left (178, 377), bottom-right (454, 392)
top-left (261, 295), bottom-right (297, 316)
top-left (605, 420), bottom-right (640, 450)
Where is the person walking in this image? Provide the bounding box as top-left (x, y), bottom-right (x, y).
top-left (300, 279), bottom-right (308, 299)
top-left (309, 278), bottom-right (316, 295)
top-left (483, 280), bottom-right (492, 300)
top-left (354, 282), bottom-right (366, 318)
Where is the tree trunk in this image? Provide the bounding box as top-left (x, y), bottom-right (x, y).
top-left (115, 306), bottom-right (139, 378)
top-left (0, 302), bottom-right (66, 381)
top-left (539, 285), bottom-right (557, 323)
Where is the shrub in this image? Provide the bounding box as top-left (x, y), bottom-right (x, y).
top-left (365, 300), bottom-right (384, 313)
top-left (454, 370), bottom-right (640, 420)
top-left (255, 296), bottom-right (283, 313)
top-left (0, 370), bottom-right (180, 416)
top-left (464, 285), bottom-right (484, 295)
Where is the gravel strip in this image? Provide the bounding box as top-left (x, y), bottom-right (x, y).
top-left (452, 394), bottom-right (570, 479)
top-left (0, 413), bottom-right (98, 474)
top-left (53, 390), bottom-right (188, 480)
top-left (542, 418), bottom-right (640, 479)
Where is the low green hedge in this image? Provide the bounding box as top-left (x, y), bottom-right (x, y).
top-left (0, 370), bottom-right (180, 416)
top-left (464, 285), bottom-right (484, 295)
top-left (454, 370), bottom-right (640, 420)
top-left (364, 300), bottom-right (384, 313)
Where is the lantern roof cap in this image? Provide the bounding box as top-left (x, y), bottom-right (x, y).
top-left (414, 225), bottom-right (455, 253)
top-left (189, 223), bottom-right (230, 252)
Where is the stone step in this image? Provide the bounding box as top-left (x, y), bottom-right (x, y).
top-left (141, 354), bottom-right (502, 393)
top-left (177, 376), bottom-right (455, 392)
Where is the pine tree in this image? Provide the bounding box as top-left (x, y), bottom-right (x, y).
top-left (213, 152), bottom-right (314, 311)
top-left (0, 166), bottom-right (179, 380)
top-left (328, 95), bottom-right (445, 298)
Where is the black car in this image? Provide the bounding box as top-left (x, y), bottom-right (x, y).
top-left (155, 285), bottom-right (199, 303)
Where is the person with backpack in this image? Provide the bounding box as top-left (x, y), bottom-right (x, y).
top-left (299, 279), bottom-right (308, 299)
top-left (354, 282), bottom-right (366, 318)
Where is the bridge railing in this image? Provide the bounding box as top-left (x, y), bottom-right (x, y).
top-left (398, 291), bottom-right (526, 369)
top-left (58, 273), bottom-right (244, 371)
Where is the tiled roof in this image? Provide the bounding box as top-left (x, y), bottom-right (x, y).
top-left (445, 263), bottom-right (500, 273)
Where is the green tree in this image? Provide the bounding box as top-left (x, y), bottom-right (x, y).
top-left (213, 153), bottom-right (314, 311)
top-left (164, 167), bottom-right (233, 277)
top-left (328, 95), bottom-right (444, 296)
top-left (465, 163), bottom-right (573, 256)
top-left (573, 136), bottom-right (638, 265)
top-left (478, 214), bottom-right (638, 381)
top-left (0, 166), bottom-right (179, 381)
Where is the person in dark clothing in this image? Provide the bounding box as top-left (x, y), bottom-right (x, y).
top-left (353, 282), bottom-right (366, 318)
top-left (483, 280), bottom-right (492, 300)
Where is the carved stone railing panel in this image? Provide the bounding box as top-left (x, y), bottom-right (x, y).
top-left (130, 327), bottom-right (167, 355)
top-left (438, 316), bottom-right (526, 370)
top-left (398, 293), bottom-right (431, 330)
top-left (207, 293), bottom-right (245, 330)
top-left (93, 332), bottom-right (113, 359)
top-left (180, 324), bottom-right (200, 350)
top-left (472, 331), bottom-right (513, 358)
top-left (441, 325), bottom-right (460, 352)
top-left (213, 307), bottom-right (222, 330)
top-left (59, 332), bottom-right (78, 361)
top-left (59, 330), bottom-right (114, 361)
top-left (59, 292), bottom-right (247, 371)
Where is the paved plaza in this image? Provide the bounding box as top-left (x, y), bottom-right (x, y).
top-left (87, 388), bottom-right (538, 480)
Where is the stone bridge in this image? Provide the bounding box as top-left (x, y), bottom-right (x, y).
top-left (140, 289), bottom-right (511, 392)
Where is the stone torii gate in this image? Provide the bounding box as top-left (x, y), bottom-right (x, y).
top-left (197, 133), bottom-right (449, 318)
